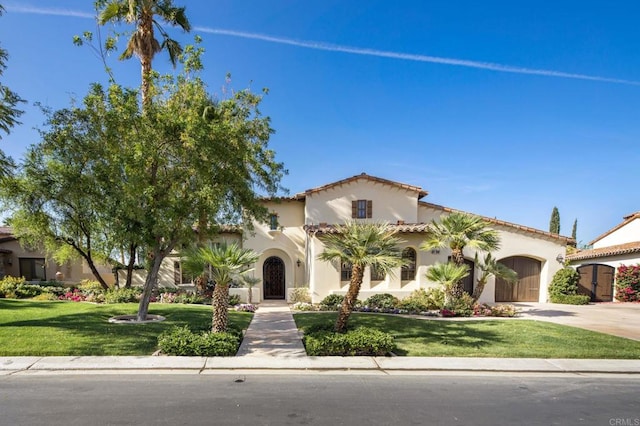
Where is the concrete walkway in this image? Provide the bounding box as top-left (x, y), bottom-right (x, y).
top-left (236, 300), bottom-right (306, 357)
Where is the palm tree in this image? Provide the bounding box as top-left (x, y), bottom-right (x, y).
top-left (241, 275), bottom-right (261, 304)
top-left (197, 243), bottom-right (259, 333)
top-left (420, 212), bottom-right (500, 298)
top-left (425, 262), bottom-right (470, 307)
top-left (318, 221), bottom-right (405, 333)
top-left (98, 0), bottom-right (191, 107)
top-left (180, 244), bottom-right (209, 295)
top-left (471, 253), bottom-right (518, 303)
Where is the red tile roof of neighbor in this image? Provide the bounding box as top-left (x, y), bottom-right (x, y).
top-left (567, 241), bottom-right (640, 261)
top-left (297, 173), bottom-right (429, 199)
top-left (588, 211), bottom-right (640, 245)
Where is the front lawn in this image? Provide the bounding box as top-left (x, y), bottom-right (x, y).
top-left (0, 299), bottom-right (252, 356)
top-left (294, 313), bottom-right (640, 359)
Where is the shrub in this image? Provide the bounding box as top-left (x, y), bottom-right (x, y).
top-left (235, 303), bottom-right (257, 312)
top-left (290, 287), bottom-right (312, 303)
top-left (159, 292), bottom-right (178, 303)
top-left (319, 294), bottom-right (344, 311)
top-left (292, 302), bottom-right (317, 311)
top-left (78, 280), bottom-right (107, 296)
top-left (228, 294), bottom-right (241, 306)
top-left (157, 325), bottom-right (240, 356)
top-left (364, 293), bottom-right (399, 310)
top-left (14, 283), bottom-right (44, 299)
top-left (41, 286), bottom-right (69, 297)
top-left (396, 288), bottom-right (443, 313)
top-left (447, 293), bottom-right (475, 317)
top-left (548, 267), bottom-right (580, 298)
top-left (615, 264), bottom-right (640, 302)
top-left (59, 289), bottom-right (87, 302)
top-left (473, 303), bottom-right (518, 317)
top-left (0, 276), bottom-right (26, 298)
top-left (549, 294), bottom-right (591, 305)
top-left (303, 327), bottom-right (395, 356)
top-left (174, 292), bottom-right (205, 305)
top-left (32, 292), bottom-right (59, 301)
top-left (104, 287), bottom-right (141, 304)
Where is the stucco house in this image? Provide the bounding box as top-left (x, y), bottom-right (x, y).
top-left (567, 212), bottom-right (640, 302)
top-left (157, 173), bottom-right (573, 304)
top-left (0, 227), bottom-right (115, 285)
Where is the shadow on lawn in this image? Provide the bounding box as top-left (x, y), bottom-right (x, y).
top-left (0, 301), bottom-right (252, 355)
top-left (0, 299), bottom-right (59, 310)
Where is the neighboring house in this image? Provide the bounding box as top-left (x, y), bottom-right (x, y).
top-left (0, 227), bottom-right (116, 286)
top-left (567, 212), bottom-right (640, 302)
top-left (156, 173), bottom-right (573, 304)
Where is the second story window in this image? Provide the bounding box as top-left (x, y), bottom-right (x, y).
top-left (269, 214), bottom-right (278, 230)
top-left (352, 199), bottom-right (372, 219)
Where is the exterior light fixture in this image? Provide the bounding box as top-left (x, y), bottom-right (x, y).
top-left (556, 254), bottom-right (565, 264)
top-left (431, 248), bottom-right (440, 255)
top-left (296, 259), bottom-right (302, 267)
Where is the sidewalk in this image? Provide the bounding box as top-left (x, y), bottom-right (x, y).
top-left (2, 301), bottom-right (640, 376)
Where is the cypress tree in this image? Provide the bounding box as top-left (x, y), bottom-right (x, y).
top-left (571, 219), bottom-right (577, 240)
top-left (549, 207), bottom-right (560, 234)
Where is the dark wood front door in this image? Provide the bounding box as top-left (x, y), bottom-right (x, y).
top-left (461, 258), bottom-right (475, 295)
top-left (263, 256), bottom-right (285, 299)
top-left (577, 264), bottom-right (614, 302)
top-left (495, 256), bottom-right (541, 302)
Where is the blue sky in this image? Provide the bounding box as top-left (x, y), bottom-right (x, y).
top-left (1, 0), bottom-right (639, 244)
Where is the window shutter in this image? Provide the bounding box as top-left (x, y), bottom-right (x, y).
top-left (367, 200), bottom-right (373, 218)
top-left (352, 200), bottom-right (357, 218)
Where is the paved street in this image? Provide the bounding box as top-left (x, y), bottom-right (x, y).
top-left (1, 374), bottom-right (639, 425)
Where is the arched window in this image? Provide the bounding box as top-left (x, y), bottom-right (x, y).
top-left (371, 265), bottom-right (385, 281)
top-left (401, 248), bottom-right (417, 281)
top-left (341, 261), bottom-right (352, 281)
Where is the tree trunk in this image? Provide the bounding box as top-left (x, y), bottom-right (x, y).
top-left (84, 255), bottom-right (110, 290)
top-left (212, 282), bottom-right (229, 333)
top-left (334, 264), bottom-right (364, 333)
top-left (471, 279), bottom-right (487, 303)
top-left (139, 11), bottom-right (154, 111)
top-left (136, 250), bottom-right (164, 321)
top-left (450, 248), bottom-right (465, 299)
top-left (124, 243), bottom-right (137, 288)
top-left (247, 286), bottom-right (252, 304)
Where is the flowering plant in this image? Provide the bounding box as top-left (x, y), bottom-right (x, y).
top-left (615, 264), bottom-right (640, 302)
top-left (235, 303), bottom-right (257, 312)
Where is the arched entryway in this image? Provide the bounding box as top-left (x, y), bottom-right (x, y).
top-left (461, 258), bottom-right (475, 295)
top-left (577, 264), bottom-right (614, 302)
top-left (263, 256), bottom-right (285, 299)
top-left (495, 256), bottom-right (541, 302)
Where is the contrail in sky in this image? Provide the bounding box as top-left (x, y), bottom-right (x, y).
top-left (7, 4), bottom-right (640, 86)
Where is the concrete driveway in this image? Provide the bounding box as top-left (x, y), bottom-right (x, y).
top-left (514, 302), bottom-right (640, 341)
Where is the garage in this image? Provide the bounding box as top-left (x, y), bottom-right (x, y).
top-left (495, 256), bottom-right (541, 302)
top-left (577, 264), bottom-right (614, 302)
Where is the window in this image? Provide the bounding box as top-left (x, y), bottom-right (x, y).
top-left (352, 200), bottom-right (372, 219)
top-left (371, 265), bottom-right (385, 281)
top-left (269, 214), bottom-right (279, 230)
top-left (19, 258), bottom-right (46, 281)
top-left (341, 261), bottom-right (352, 281)
top-left (401, 248), bottom-right (417, 281)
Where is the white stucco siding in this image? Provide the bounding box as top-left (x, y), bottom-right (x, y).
top-left (305, 181), bottom-right (419, 225)
top-left (593, 218), bottom-right (640, 248)
top-left (417, 205), bottom-right (445, 224)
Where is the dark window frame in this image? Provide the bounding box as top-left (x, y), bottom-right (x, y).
top-left (269, 213), bottom-right (279, 230)
top-left (19, 257), bottom-right (46, 281)
top-left (401, 247), bottom-right (417, 281)
top-left (341, 261), bottom-right (352, 281)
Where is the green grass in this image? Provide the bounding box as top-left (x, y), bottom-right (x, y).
top-left (0, 299), bottom-right (253, 356)
top-left (294, 313), bottom-right (640, 359)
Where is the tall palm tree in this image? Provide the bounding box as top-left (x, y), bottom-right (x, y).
top-left (420, 212), bottom-right (500, 298)
top-left (471, 253), bottom-right (518, 303)
top-left (98, 0), bottom-right (191, 108)
top-left (180, 244), bottom-right (209, 295)
top-left (425, 262), bottom-right (470, 306)
top-left (197, 243), bottom-right (259, 333)
top-left (318, 221), bottom-right (405, 333)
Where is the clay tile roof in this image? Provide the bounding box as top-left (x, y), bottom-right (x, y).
top-left (302, 173), bottom-right (428, 199)
top-left (418, 201), bottom-right (574, 243)
top-left (567, 241), bottom-right (640, 261)
top-left (589, 212), bottom-right (640, 245)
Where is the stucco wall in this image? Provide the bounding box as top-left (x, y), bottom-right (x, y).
top-left (305, 180), bottom-right (419, 225)
top-left (594, 218), bottom-right (640, 248)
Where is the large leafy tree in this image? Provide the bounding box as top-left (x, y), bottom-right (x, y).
top-left (195, 243), bottom-right (259, 332)
top-left (1, 86), bottom-right (139, 289)
top-left (419, 212), bottom-right (500, 298)
top-left (318, 221), bottom-right (404, 333)
top-left (0, 4), bottom-right (25, 177)
top-left (97, 0), bottom-right (191, 107)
